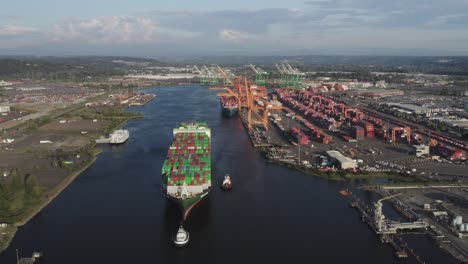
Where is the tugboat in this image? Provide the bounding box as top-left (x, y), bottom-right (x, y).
top-left (173, 226), bottom-right (189, 247)
top-left (221, 174), bottom-right (232, 191)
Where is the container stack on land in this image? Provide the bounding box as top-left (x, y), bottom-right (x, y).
top-left (352, 126), bottom-right (365, 140)
top-left (357, 121), bottom-right (375, 138)
top-left (273, 88), bottom-right (467, 163)
top-left (289, 127), bottom-right (309, 145)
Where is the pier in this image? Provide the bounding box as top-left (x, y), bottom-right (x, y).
top-left (17, 258), bottom-right (36, 264)
top-left (239, 110), bottom-right (271, 148)
top-left (347, 192), bottom-right (428, 260)
top-left (16, 250), bottom-right (42, 264)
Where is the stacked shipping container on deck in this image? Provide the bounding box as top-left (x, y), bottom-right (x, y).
top-left (162, 122), bottom-right (211, 196)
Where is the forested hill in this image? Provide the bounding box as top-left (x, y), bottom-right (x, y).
top-left (0, 56), bottom-right (164, 80)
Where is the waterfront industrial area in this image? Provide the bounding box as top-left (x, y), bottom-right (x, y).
top-left (0, 56), bottom-right (468, 263)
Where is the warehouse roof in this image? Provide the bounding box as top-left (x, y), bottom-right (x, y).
top-left (326, 150), bottom-right (356, 168)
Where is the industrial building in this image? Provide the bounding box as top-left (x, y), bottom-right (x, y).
top-left (350, 89), bottom-right (404, 98)
top-left (432, 117), bottom-right (468, 131)
top-left (388, 103), bottom-right (427, 114)
top-left (413, 145), bottom-right (430, 157)
top-left (0, 106), bottom-right (10, 113)
top-left (326, 150), bottom-right (357, 170)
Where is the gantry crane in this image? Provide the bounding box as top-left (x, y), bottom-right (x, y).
top-left (215, 66), bottom-right (234, 86)
top-left (249, 64), bottom-right (268, 85)
top-left (274, 63), bottom-right (305, 89)
top-left (391, 127), bottom-right (411, 145)
top-left (334, 103), bottom-right (346, 115)
top-left (285, 63), bottom-right (305, 89)
top-left (194, 65), bottom-right (210, 85)
top-left (374, 193), bottom-right (402, 233)
top-left (274, 64), bottom-right (288, 87)
top-left (212, 74), bottom-right (282, 130)
top-left (244, 77), bottom-right (282, 130)
top-left (202, 65), bottom-right (221, 85)
top-left (193, 65), bottom-right (203, 74)
top-left (213, 67), bottom-right (250, 112)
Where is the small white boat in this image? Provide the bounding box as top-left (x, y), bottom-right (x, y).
top-left (221, 174), bottom-right (232, 191)
top-left (173, 226), bottom-right (189, 247)
top-left (32, 251), bottom-right (43, 259)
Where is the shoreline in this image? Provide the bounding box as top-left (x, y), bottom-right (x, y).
top-left (0, 112), bottom-right (140, 254)
top-left (265, 153), bottom-right (446, 184)
top-left (0, 155), bottom-right (98, 254)
top-left (16, 154), bottom-right (99, 227)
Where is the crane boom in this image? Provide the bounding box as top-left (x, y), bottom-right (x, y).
top-left (275, 64), bottom-right (284, 74)
top-left (215, 66), bottom-right (234, 86)
top-left (249, 64), bottom-right (259, 74)
top-left (281, 64), bottom-right (291, 74)
top-left (377, 193), bottom-right (402, 203)
top-left (193, 65), bottom-right (203, 74)
top-left (203, 65), bottom-right (213, 75)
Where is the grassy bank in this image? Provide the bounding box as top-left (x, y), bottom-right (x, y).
top-left (0, 105), bottom-right (141, 254)
top-left (0, 147), bottom-right (102, 254)
top-left (15, 154), bottom-right (98, 226)
top-left (266, 155), bottom-right (435, 184)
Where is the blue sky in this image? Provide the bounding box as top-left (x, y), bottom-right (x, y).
top-left (1, 0), bottom-right (468, 56)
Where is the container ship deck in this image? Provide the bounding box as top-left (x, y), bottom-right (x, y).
top-left (220, 96), bottom-right (238, 117)
top-left (162, 122), bottom-right (211, 220)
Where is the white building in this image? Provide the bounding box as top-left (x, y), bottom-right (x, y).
top-left (0, 80), bottom-right (13, 87)
top-left (413, 145), bottom-right (430, 157)
top-left (375, 80), bottom-right (387, 88)
top-left (326, 150), bottom-right (357, 170)
top-left (0, 106), bottom-right (10, 113)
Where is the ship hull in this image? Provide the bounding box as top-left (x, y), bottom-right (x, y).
top-left (222, 107), bottom-right (238, 117)
top-left (109, 138), bottom-right (128, 144)
top-left (161, 122), bottom-right (212, 225)
top-left (166, 190), bottom-right (210, 220)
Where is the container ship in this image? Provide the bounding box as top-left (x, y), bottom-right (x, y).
top-left (162, 122), bottom-right (211, 220)
top-left (220, 96), bottom-right (238, 117)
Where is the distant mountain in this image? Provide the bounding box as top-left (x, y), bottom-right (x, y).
top-left (161, 55), bottom-right (468, 75)
top-left (160, 55), bottom-right (468, 66)
top-left (0, 56), bottom-right (166, 79)
top-left (0, 55), bottom-right (164, 67)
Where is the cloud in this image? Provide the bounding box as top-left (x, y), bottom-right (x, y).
top-left (0, 25), bottom-right (37, 36)
top-left (51, 16), bottom-right (157, 44)
top-left (427, 14), bottom-right (466, 26)
top-left (320, 13), bottom-right (385, 27)
top-left (218, 29), bottom-right (248, 42)
top-left (146, 8), bottom-right (308, 35)
top-left (1, 1), bottom-right (468, 55)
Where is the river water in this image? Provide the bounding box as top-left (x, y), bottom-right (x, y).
top-left (0, 86), bottom-right (457, 264)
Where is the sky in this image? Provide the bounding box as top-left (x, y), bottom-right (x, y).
top-left (1, 0), bottom-right (468, 57)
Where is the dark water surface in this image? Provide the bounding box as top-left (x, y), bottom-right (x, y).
top-left (0, 86), bottom-right (457, 264)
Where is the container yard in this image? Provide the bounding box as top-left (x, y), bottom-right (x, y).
top-left (216, 81), bottom-right (467, 181)
top-left (210, 72), bottom-right (468, 262)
